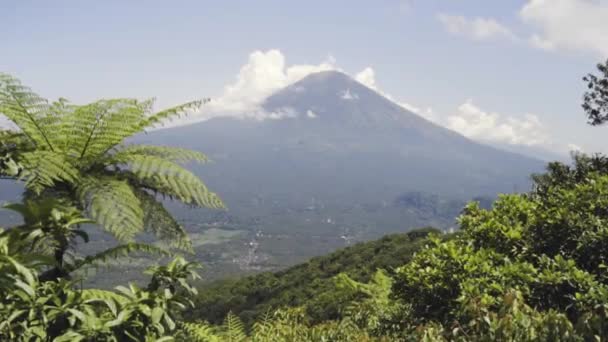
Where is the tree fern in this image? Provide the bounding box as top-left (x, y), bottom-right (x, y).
top-left (0, 73), bottom-right (222, 260)
top-left (111, 144), bottom-right (209, 163)
top-left (76, 176), bottom-right (144, 242)
top-left (17, 151), bottom-right (78, 194)
top-left (135, 189), bottom-right (192, 251)
top-left (140, 100), bottom-right (207, 130)
top-left (68, 242), bottom-right (170, 272)
top-left (0, 73), bottom-right (55, 150)
top-left (117, 154), bottom-right (223, 208)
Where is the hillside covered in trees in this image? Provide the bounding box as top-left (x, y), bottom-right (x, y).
top-left (183, 153), bottom-right (608, 340)
top-left (2, 57), bottom-right (608, 340)
top-left (187, 227), bottom-right (444, 325)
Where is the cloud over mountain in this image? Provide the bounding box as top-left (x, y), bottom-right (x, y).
top-left (446, 99), bottom-right (548, 147)
top-left (0, 48), bottom-right (577, 156)
top-left (209, 50), bottom-right (337, 114)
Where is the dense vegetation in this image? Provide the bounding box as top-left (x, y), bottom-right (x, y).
top-left (2, 58), bottom-right (608, 340)
top-left (178, 153), bottom-right (608, 341)
top-left (188, 226), bottom-right (443, 325)
top-left (0, 73), bottom-right (224, 340)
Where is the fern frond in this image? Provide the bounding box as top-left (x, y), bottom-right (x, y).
top-left (0, 130), bottom-right (29, 147)
top-left (113, 145), bottom-right (209, 163)
top-left (16, 151), bottom-right (79, 193)
top-left (115, 155), bottom-right (224, 209)
top-left (61, 98), bottom-right (153, 161)
top-left (251, 310), bottom-right (276, 340)
top-left (76, 176), bottom-right (144, 242)
top-left (0, 72), bottom-right (55, 150)
top-left (178, 321), bottom-right (221, 342)
top-left (43, 98), bottom-right (77, 151)
top-left (135, 189), bottom-right (192, 252)
top-left (140, 100), bottom-right (206, 130)
top-left (222, 312), bottom-right (247, 342)
top-left (69, 243), bottom-right (170, 272)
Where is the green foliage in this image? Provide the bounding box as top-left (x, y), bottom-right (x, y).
top-left (0, 225), bottom-right (202, 341)
top-left (0, 73), bottom-right (222, 257)
top-left (335, 270), bottom-right (407, 337)
top-left (188, 227), bottom-right (441, 326)
top-left (388, 155), bottom-right (608, 339)
top-left (179, 308), bottom-right (378, 342)
top-left (0, 76), bottom-right (226, 341)
top-left (69, 243), bottom-right (170, 273)
top-left (183, 154), bottom-right (608, 341)
top-left (583, 59), bottom-right (608, 125)
top-left (5, 67), bottom-right (608, 340)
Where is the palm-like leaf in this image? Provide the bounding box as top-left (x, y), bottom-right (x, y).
top-left (135, 190), bottom-right (192, 251)
top-left (115, 154), bottom-right (223, 209)
top-left (0, 73), bottom-right (221, 253)
top-left (17, 151), bottom-right (79, 194)
top-left (0, 73), bottom-right (55, 150)
top-left (140, 100), bottom-right (205, 130)
top-left (111, 144), bottom-right (209, 163)
top-left (69, 242), bottom-right (170, 272)
top-left (76, 176), bottom-right (144, 242)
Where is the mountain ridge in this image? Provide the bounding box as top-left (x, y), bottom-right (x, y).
top-left (140, 70), bottom-right (544, 214)
top-left (1, 70), bottom-right (547, 281)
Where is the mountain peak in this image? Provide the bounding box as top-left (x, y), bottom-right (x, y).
top-left (297, 70), bottom-right (354, 83)
top-left (262, 69), bottom-right (426, 129)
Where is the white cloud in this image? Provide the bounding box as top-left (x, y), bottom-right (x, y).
top-left (567, 143), bottom-right (584, 153)
top-left (166, 50), bottom-right (338, 126)
top-left (185, 52), bottom-right (579, 155)
top-left (520, 0), bottom-right (608, 57)
top-left (306, 110), bottom-right (318, 119)
top-left (355, 67), bottom-right (378, 91)
top-left (340, 89), bottom-right (359, 100)
top-left (353, 67), bottom-right (439, 123)
top-left (162, 52), bottom-right (437, 128)
top-left (208, 50), bottom-right (336, 114)
top-left (437, 1), bottom-right (608, 57)
top-left (446, 99), bottom-right (549, 146)
top-left (244, 106), bottom-right (299, 121)
top-left (352, 73), bottom-right (574, 154)
top-left (437, 13), bottom-right (517, 41)
top-left (411, 106), bottom-right (439, 123)
top-left (528, 34), bottom-right (555, 51)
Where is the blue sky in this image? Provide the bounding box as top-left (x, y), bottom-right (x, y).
top-left (2, 0), bottom-right (608, 156)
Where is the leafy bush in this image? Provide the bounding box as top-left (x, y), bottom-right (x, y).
top-left (388, 154), bottom-right (608, 340)
top-left (0, 220), bottom-right (201, 341)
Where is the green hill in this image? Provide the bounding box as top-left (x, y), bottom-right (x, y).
top-left (187, 227), bottom-right (445, 325)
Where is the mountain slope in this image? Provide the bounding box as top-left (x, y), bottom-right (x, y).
top-left (131, 71), bottom-right (545, 276)
top-left (145, 70), bottom-right (543, 201)
top-left (1, 71), bottom-right (546, 282)
top-left (187, 227), bottom-right (444, 325)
